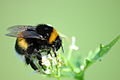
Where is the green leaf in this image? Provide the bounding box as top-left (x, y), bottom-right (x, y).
top-left (86, 35), bottom-right (120, 68)
top-left (75, 71), bottom-right (85, 80)
top-left (92, 35), bottom-right (120, 61)
top-left (75, 35), bottom-right (120, 80)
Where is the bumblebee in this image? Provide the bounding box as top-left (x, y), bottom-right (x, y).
top-left (6, 24), bottom-right (62, 71)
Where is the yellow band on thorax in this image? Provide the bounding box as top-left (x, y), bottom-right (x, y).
top-left (49, 28), bottom-right (58, 44)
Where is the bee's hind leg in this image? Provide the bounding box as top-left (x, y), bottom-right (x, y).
top-left (34, 49), bottom-right (46, 71)
top-left (25, 56), bottom-right (38, 71)
top-left (30, 60), bottom-right (38, 70)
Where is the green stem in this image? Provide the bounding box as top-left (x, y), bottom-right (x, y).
top-left (67, 48), bottom-right (73, 61)
top-left (56, 55), bottom-right (61, 80)
top-left (75, 70), bottom-right (85, 80)
top-left (56, 65), bottom-right (61, 80)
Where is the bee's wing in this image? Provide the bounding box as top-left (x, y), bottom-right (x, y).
top-left (6, 31), bottom-right (45, 40)
top-left (7, 25), bottom-right (36, 32)
top-left (21, 31), bottom-right (44, 39)
top-left (6, 32), bottom-right (18, 37)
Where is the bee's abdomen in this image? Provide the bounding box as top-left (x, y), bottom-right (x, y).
top-left (17, 38), bottom-right (28, 50)
top-left (15, 38), bottom-right (36, 55)
top-left (15, 39), bottom-right (26, 55)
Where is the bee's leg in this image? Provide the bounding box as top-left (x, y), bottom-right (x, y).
top-left (24, 51), bottom-right (31, 64)
top-left (25, 56), bottom-right (30, 64)
top-left (47, 50), bottom-right (50, 55)
top-left (38, 61), bottom-right (46, 71)
top-left (25, 46), bottom-right (37, 68)
top-left (23, 47), bottom-right (33, 60)
top-left (34, 49), bottom-right (42, 60)
top-left (25, 56), bottom-right (38, 71)
top-left (24, 51), bottom-right (37, 71)
top-left (34, 49), bottom-right (46, 70)
top-left (37, 54), bottom-right (46, 71)
top-left (29, 60), bottom-right (38, 70)
top-left (47, 50), bottom-right (52, 57)
top-left (54, 51), bottom-right (57, 57)
top-left (61, 45), bottom-right (64, 53)
top-left (52, 47), bottom-right (57, 57)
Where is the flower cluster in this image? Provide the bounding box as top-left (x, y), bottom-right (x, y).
top-left (31, 51), bottom-right (62, 75)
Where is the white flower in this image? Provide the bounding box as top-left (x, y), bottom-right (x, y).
top-left (52, 58), bottom-right (58, 65)
top-left (47, 54), bottom-right (53, 60)
top-left (44, 68), bottom-right (51, 74)
top-left (70, 36), bottom-right (79, 50)
top-left (47, 54), bottom-right (57, 65)
top-left (80, 65), bottom-right (85, 70)
top-left (41, 56), bottom-right (51, 67)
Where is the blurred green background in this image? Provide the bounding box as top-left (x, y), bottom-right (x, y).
top-left (0, 0), bottom-right (120, 80)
